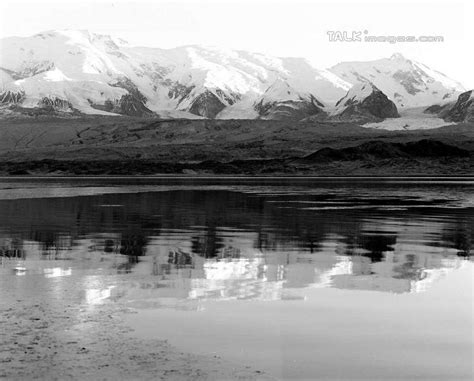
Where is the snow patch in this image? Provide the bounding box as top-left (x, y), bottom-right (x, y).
top-left (316, 69), bottom-right (352, 91)
top-left (362, 107), bottom-right (454, 130)
top-left (44, 68), bottom-right (72, 82)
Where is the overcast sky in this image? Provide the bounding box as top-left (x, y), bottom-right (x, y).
top-left (1, 0), bottom-right (472, 88)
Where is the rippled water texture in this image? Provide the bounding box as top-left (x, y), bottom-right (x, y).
top-left (0, 178), bottom-right (472, 379)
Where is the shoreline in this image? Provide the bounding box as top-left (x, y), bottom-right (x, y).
top-left (1, 175), bottom-right (474, 179)
top-left (0, 261), bottom-right (273, 380)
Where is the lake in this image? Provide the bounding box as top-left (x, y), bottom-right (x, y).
top-left (0, 178), bottom-right (472, 380)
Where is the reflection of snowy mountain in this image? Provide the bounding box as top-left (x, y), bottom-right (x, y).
top-left (100, 229), bottom-right (465, 302)
top-left (0, 225), bottom-right (466, 301)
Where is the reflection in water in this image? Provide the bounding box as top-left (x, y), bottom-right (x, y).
top-left (0, 182), bottom-right (472, 305)
top-left (43, 267), bottom-right (72, 278)
top-left (85, 285), bottom-right (115, 305)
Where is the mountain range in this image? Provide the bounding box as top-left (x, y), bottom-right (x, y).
top-left (0, 30), bottom-right (467, 120)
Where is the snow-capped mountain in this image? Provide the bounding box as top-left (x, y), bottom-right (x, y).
top-left (331, 82), bottom-right (399, 122)
top-left (252, 78), bottom-right (327, 120)
top-left (429, 90), bottom-right (474, 123)
top-left (444, 90), bottom-right (473, 122)
top-left (330, 53), bottom-right (465, 109)
top-left (0, 31), bottom-right (466, 119)
top-left (0, 30), bottom-right (349, 118)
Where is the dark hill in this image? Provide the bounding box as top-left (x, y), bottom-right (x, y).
top-left (303, 139), bottom-right (470, 162)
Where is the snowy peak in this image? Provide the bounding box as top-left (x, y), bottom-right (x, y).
top-left (0, 30), bottom-right (467, 120)
top-left (259, 78), bottom-right (323, 105)
top-left (0, 30), bottom-right (349, 118)
top-left (35, 30), bottom-right (128, 51)
top-left (390, 52), bottom-right (406, 60)
top-left (330, 55), bottom-right (465, 109)
top-left (335, 82), bottom-right (378, 107)
top-left (253, 78), bottom-right (327, 120)
top-left (332, 81), bottom-right (399, 122)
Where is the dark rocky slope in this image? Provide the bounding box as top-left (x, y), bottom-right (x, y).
top-left (331, 82), bottom-right (400, 123)
top-left (444, 90), bottom-right (474, 123)
top-left (424, 90), bottom-right (473, 123)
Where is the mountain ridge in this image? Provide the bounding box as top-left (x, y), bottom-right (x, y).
top-left (330, 53), bottom-right (465, 109)
top-left (0, 30), bottom-right (466, 120)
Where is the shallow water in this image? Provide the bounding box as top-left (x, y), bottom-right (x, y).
top-left (0, 178), bottom-right (473, 379)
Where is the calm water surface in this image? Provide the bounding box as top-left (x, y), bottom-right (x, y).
top-left (0, 178), bottom-right (473, 379)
